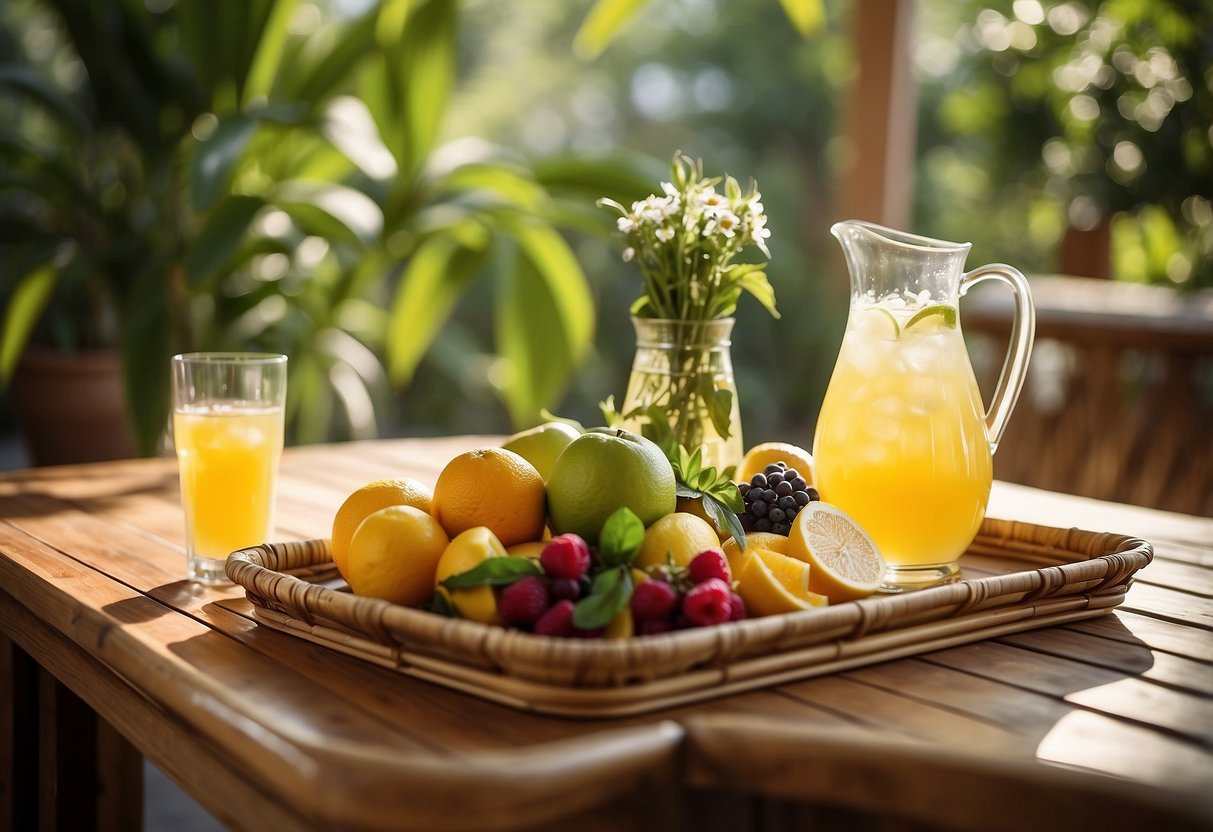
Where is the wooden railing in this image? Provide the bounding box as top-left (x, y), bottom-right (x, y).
top-left (964, 275), bottom-right (1213, 517)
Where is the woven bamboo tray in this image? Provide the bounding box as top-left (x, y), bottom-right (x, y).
top-left (226, 518), bottom-right (1151, 717)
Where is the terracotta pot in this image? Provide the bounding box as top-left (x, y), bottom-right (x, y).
top-left (12, 347), bottom-right (138, 465)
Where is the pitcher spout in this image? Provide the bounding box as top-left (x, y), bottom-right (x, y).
top-left (831, 220), bottom-right (972, 304)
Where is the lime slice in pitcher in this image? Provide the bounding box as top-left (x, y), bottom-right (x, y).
top-left (906, 304), bottom-right (957, 330)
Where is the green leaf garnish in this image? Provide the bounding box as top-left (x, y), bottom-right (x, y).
top-left (572, 566), bottom-right (634, 630)
top-left (906, 304), bottom-right (957, 330)
top-left (439, 556), bottom-right (541, 589)
top-left (422, 590), bottom-right (459, 617)
top-left (661, 439), bottom-right (747, 550)
top-left (598, 506), bottom-right (645, 568)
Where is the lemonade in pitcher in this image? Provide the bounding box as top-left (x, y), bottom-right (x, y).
top-left (814, 221), bottom-right (1034, 590)
top-left (814, 302), bottom-right (992, 573)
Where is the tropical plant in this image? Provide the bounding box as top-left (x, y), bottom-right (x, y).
top-left (1, 0), bottom-right (655, 454)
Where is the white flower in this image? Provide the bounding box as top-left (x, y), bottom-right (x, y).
top-left (695, 186), bottom-right (727, 211)
top-left (618, 215), bottom-right (639, 233)
top-left (704, 210), bottom-right (741, 238)
top-left (622, 246), bottom-right (635, 262)
top-left (661, 181), bottom-right (680, 198)
top-left (750, 215), bottom-right (772, 256)
top-left (655, 226), bottom-right (675, 242)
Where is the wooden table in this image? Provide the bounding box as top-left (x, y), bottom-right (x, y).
top-left (2, 437), bottom-right (1211, 831)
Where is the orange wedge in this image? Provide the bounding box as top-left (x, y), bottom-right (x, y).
top-left (736, 548), bottom-right (828, 617)
top-left (722, 531), bottom-right (789, 575)
top-left (787, 502), bottom-right (885, 602)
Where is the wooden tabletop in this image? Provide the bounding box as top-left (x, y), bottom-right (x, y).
top-left (2, 436), bottom-right (1211, 831)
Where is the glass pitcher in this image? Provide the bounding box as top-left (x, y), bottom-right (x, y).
top-left (813, 221), bottom-right (1035, 590)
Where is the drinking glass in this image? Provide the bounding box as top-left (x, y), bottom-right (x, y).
top-left (171, 353), bottom-right (286, 583)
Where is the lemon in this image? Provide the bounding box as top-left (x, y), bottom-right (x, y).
top-left (786, 502), bottom-right (885, 602)
top-left (737, 442), bottom-right (815, 485)
top-left (346, 506), bottom-right (449, 607)
top-left (634, 512), bottom-right (721, 571)
top-left (505, 541), bottom-right (546, 559)
top-left (736, 548), bottom-right (827, 616)
top-left (332, 478), bottom-right (434, 582)
top-left (434, 526), bottom-right (508, 623)
top-left (676, 495), bottom-right (729, 541)
top-left (547, 428), bottom-right (675, 544)
top-left (722, 531), bottom-right (790, 575)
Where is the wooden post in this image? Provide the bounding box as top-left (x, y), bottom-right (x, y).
top-left (837, 0), bottom-right (918, 229)
top-left (1, 636), bottom-right (38, 831)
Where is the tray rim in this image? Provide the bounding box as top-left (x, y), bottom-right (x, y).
top-left (225, 516), bottom-right (1152, 716)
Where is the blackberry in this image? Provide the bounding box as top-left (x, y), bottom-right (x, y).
top-left (737, 460), bottom-right (821, 536)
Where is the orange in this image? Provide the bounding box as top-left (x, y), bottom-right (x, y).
top-left (722, 531), bottom-right (789, 575)
top-left (346, 506), bottom-right (449, 606)
top-left (435, 526), bottom-right (507, 624)
top-left (737, 442), bottom-right (816, 485)
top-left (786, 502), bottom-right (885, 602)
top-left (332, 478), bottom-right (434, 582)
top-left (736, 548), bottom-right (828, 616)
top-left (634, 512), bottom-right (721, 570)
top-left (432, 448), bottom-right (546, 546)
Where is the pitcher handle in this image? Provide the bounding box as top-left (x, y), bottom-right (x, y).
top-left (960, 264), bottom-right (1036, 454)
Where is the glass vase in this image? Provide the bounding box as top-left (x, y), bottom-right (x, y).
top-left (620, 316), bottom-right (743, 473)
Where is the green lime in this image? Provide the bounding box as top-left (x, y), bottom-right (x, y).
top-left (906, 304), bottom-right (957, 330)
top-left (873, 307), bottom-right (902, 338)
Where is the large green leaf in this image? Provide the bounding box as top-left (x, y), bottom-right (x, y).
top-left (272, 181), bottom-right (383, 244)
top-left (0, 261), bottom-right (58, 387)
top-left (382, 0), bottom-right (457, 175)
top-left (0, 67), bottom-right (87, 134)
top-left (531, 153), bottom-right (665, 202)
top-left (242, 0), bottom-right (300, 104)
top-left (439, 163), bottom-right (545, 210)
top-left (321, 96), bottom-right (398, 182)
top-left (288, 11), bottom-right (378, 105)
top-left (778, 0), bottom-right (826, 37)
top-left (572, 0), bottom-right (649, 60)
top-left (386, 224), bottom-right (490, 385)
top-left (494, 220), bottom-right (595, 426)
top-left (189, 105), bottom-right (309, 212)
top-left (185, 195), bottom-right (265, 286)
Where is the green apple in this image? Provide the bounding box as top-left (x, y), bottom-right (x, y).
top-left (501, 421), bottom-right (581, 481)
top-left (546, 428), bottom-right (676, 544)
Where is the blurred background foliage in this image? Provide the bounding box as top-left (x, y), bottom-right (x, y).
top-left (1, 0), bottom-right (1209, 457)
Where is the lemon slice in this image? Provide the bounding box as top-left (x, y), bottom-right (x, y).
top-left (787, 503), bottom-right (885, 602)
top-left (905, 304), bottom-right (957, 330)
top-left (736, 548), bottom-right (828, 617)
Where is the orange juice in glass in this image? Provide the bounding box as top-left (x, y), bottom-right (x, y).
top-left (172, 353), bottom-right (286, 583)
top-left (814, 222), bottom-right (1034, 590)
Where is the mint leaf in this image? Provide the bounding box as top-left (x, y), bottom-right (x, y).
top-left (703, 493), bottom-right (746, 550)
top-left (598, 394), bottom-right (622, 427)
top-left (598, 507), bottom-right (645, 568)
top-left (706, 387), bottom-right (734, 440)
top-left (439, 556), bottom-right (541, 589)
top-left (422, 590), bottom-right (459, 617)
top-left (572, 566), bottom-right (633, 630)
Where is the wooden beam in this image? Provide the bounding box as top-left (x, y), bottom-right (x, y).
top-left (837, 0), bottom-right (918, 228)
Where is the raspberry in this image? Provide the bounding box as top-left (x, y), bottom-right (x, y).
top-left (498, 576), bottom-right (550, 626)
top-left (688, 548), bottom-right (732, 585)
top-left (629, 579), bottom-right (679, 622)
top-left (550, 577), bottom-right (582, 602)
top-left (540, 534), bottom-right (592, 580)
top-left (682, 578), bottom-right (733, 626)
top-left (728, 591), bottom-right (748, 621)
top-left (636, 619), bottom-right (674, 636)
top-left (533, 599), bottom-right (575, 637)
